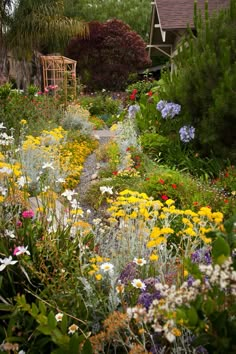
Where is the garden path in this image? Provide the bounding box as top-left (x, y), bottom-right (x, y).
top-left (76, 128), bottom-right (115, 222)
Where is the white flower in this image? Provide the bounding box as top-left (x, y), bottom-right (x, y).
top-left (0, 256), bottom-right (18, 271)
top-left (0, 122), bottom-right (6, 129)
top-left (18, 351), bottom-right (26, 354)
top-left (61, 189), bottom-right (77, 201)
top-left (13, 246), bottom-right (30, 256)
top-left (0, 186), bottom-right (7, 196)
top-left (5, 230), bottom-right (16, 239)
top-left (55, 313), bottom-right (64, 322)
top-left (0, 167), bottom-right (13, 175)
top-left (133, 257), bottom-right (147, 266)
top-left (100, 186), bottom-right (113, 195)
top-left (70, 198), bottom-right (81, 209)
top-left (68, 324), bottom-right (78, 334)
top-left (42, 162), bottom-right (54, 170)
top-left (17, 176), bottom-right (27, 188)
top-left (42, 186), bottom-right (50, 192)
top-left (56, 177), bottom-right (66, 183)
top-left (131, 279), bottom-right (146, 290)
top-left (100, 262), bottom-right (114, 273)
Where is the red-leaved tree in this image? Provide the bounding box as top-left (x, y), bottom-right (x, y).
top-left (66, 19), bottom-right (152, 91)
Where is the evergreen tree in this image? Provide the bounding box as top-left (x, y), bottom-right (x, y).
top-left (161, 0), bottom-right (236, 162)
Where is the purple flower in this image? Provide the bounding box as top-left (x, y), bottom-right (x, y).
top-left (117, 262), bottom-right (138, 285)
top-left (156, 100), bottom-right (181, 119)
top-left (191, 248), bottom-right (212, 265)
top-left (179, 125), bottom-right (195, 142)
top-left (156, 100), bottom-right (167, 112)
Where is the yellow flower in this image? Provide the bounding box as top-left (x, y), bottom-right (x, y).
top-left (149, 253), bottom-right (159, 261)
top-left (165, 199), bottom-right (175, 206)
top-left (184, 227), bottom-right (196, 236)
top-left (160, 227), bottom-right (174, 235)
top-left (172, 328), bottom-right (182, 337)
top-left (150, 227), bottom-right (161, 239)
top-left (147, 237), bottom-right (166, 248)
top-left (95, 274), bottom-right (102, 281)
top-left (184, 269), bottom-right (188, 277)
top-left (20, 119), bottom-right (27, 125)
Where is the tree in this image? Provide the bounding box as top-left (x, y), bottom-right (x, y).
top-left (64, 0), bottom-right (151, 41)
top-left (161, 0), bottom-right (236, 162)
top-left (0, 0), bottom-right (88, 82)
top-left (0, 0), bottom-right (14, 83)
top-left (66, 19), bottom-right (152, 91)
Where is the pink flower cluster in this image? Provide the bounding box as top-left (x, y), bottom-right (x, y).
top-left (22, 209), bottom-right (34, 219)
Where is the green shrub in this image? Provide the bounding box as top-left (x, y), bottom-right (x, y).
top-left (126, 79), bottom-right (160, 100)
top-left (79, 94), bottom-right (122, 120)
top-left (160, 0), bottom-right (236, 162)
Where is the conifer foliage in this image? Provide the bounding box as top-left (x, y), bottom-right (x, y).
top-left (161, 0), bottom-right (236, 162)
top-left (66, 19), bottom-right (151, 91)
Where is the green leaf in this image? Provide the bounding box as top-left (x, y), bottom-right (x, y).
top-left (212, 236), bottom-right (230, 264)
top-left (38, 301), bottom-right (47, 315)
top-left (202, 298), bottom-right (216, 315)
top-left (69, 334), bottom-right (86, 354)
top-left (37, 325), bottom-right (52, 336)
top-left (31, 303), bottom-right (39, 317)
top-left (48, 311), bottom-right (57, 329)
top-left (60, 314), bottom-right (68, 335)
top-left (187, 307), bottom-right (198, 326)
top-left (81, 338), bottom-right (93, 354)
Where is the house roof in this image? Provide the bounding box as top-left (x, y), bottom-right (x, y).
top-left (155, 0), bottom-right (230, 30)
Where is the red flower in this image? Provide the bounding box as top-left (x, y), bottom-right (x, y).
top-left (112, 171), bottom-right (118, 176)
top-left (147, 91), bottom-right (153, 97)
top-left (171, 184), bottom-right (177, 189)
top-left (145, 177), bottom-right (150, 181)
top-left (161, 195), bottom-right (169, 201)
top-left (225, 172), bottom-right (229, 177)
top-left (159, 179), bottom-right (165, 185)
top-left (132, 89), bottom-right (138, 94)
top-left (224, 199), bottom-right (229, 204)
top-left (193, 201), bottom-right (199, 206)
top-left (130, 93), bottom-right (136, 100)
top-left (126, 147), bottom-right (131, 151)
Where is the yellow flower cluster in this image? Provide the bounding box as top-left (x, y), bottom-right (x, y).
top-left (88, 255), bottom-right (110, 280)
top-left (22, 127), bottom-right (66, 150)
top-left (59, 140), bottom-right (96, 189)
top-left (107, 190), bottom-right (224, 253)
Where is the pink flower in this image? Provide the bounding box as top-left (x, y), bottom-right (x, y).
top-left (44, 88), bottom-right (49, 93)
top-left (13, 246), bottom-right (30, 256)
top-left (37, 91), bottom-right (42, 95)
top-left (22, 210), bottom-right (34, 219)
top-left (16, 220), bottom-right (22, 228)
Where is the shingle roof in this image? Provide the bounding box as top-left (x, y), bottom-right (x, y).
top-left (155, 0), bottom-right (230, 30)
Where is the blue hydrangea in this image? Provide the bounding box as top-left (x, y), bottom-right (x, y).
top-left (156, 100), bottom-right (181, 119)
top-left (179, 125), bottom-right (195, 142)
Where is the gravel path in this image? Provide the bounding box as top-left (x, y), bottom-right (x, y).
top-left (76, 129), bottom-right (115, 222)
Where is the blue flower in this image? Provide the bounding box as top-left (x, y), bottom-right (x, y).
top-left (179, 125), bottom-right (195, 142)
top-left (156, 100), bottom-right (167, 112)
top-left (156, 100), bottom-right (181, 119)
